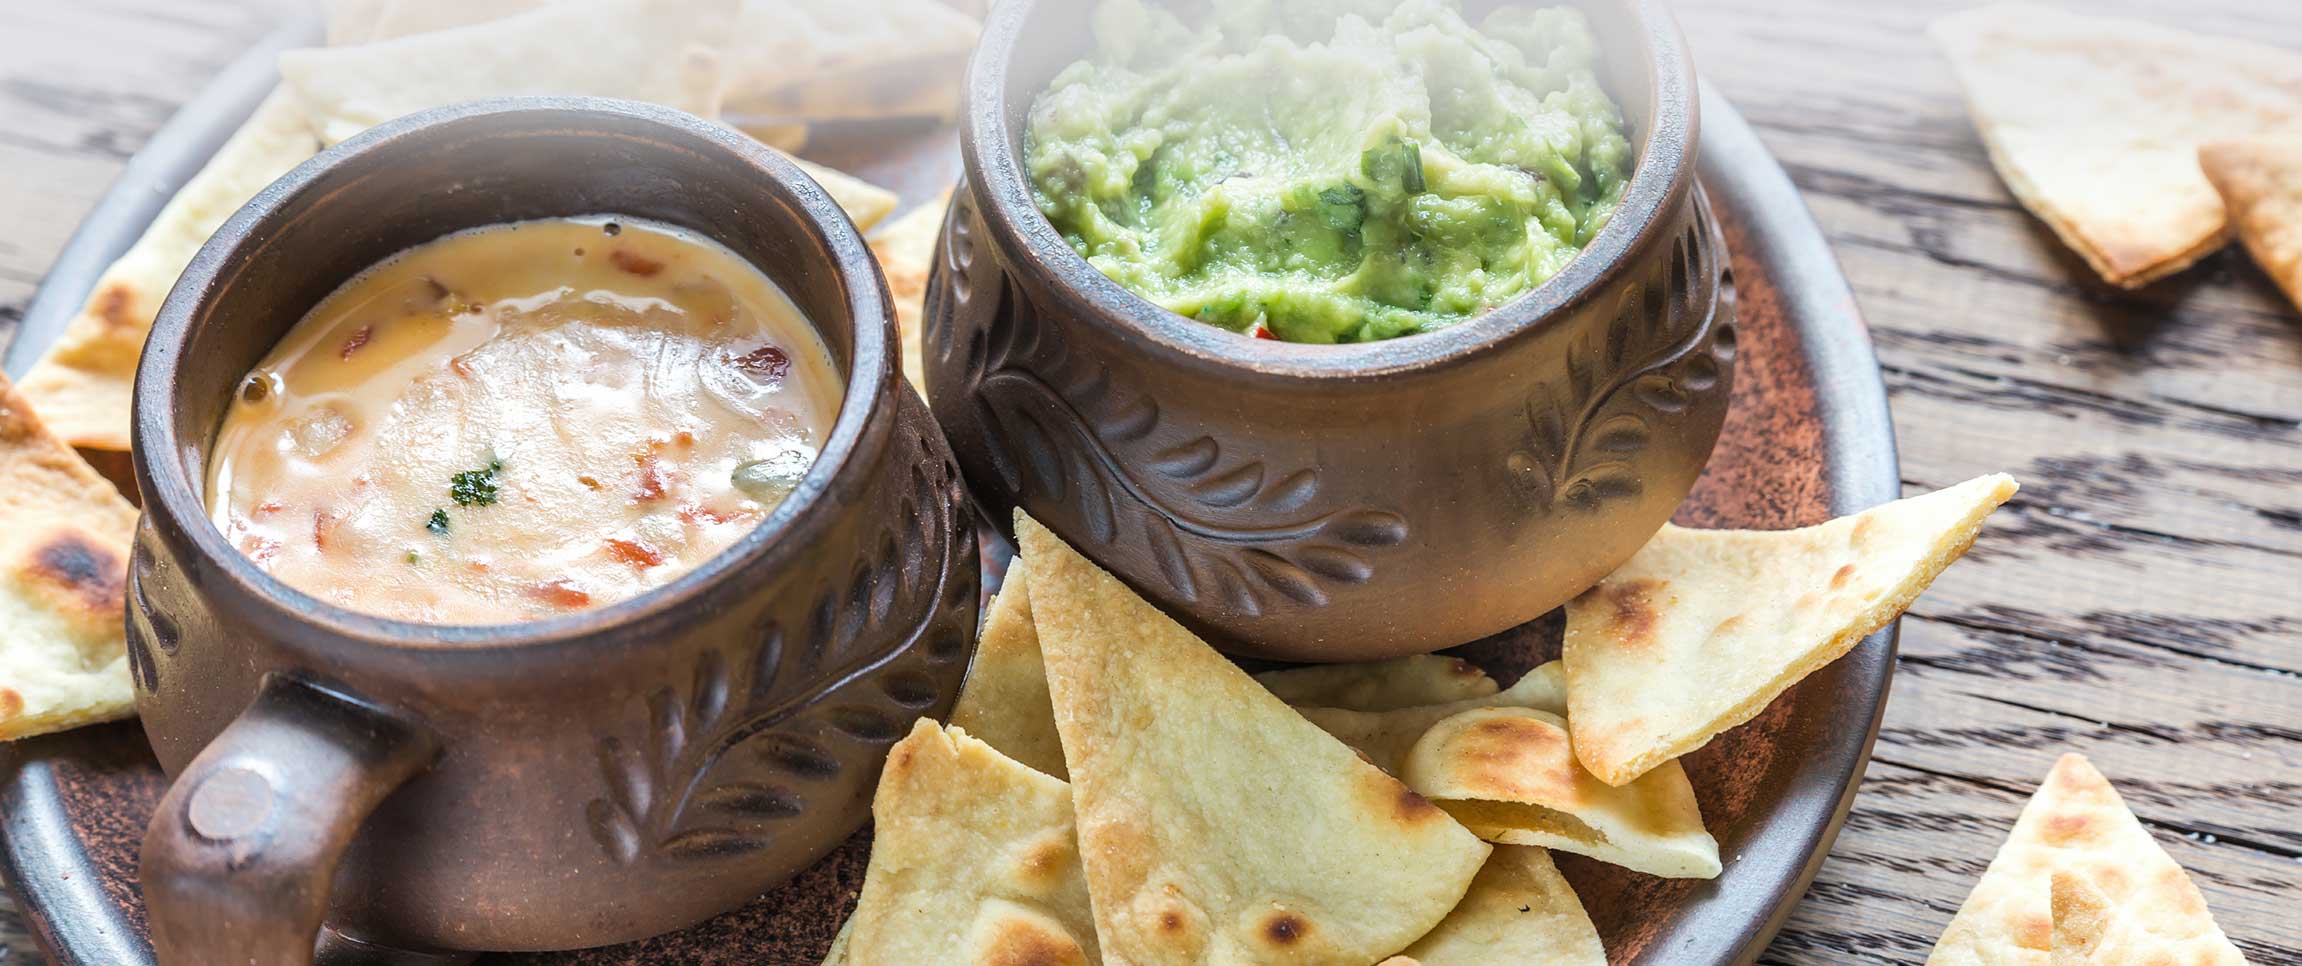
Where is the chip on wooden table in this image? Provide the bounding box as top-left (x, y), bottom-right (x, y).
top-left (867, 191), bottom-right (953, 394)
top-left (1926, 754), bottom-right (2246, 966)
top-left (2200, 139), bottom-right (2302, 313)
top-left (1564, 474), bottom-right (2017, 787)
top-left (1019, 513), bottom-right (1490, 965)
top-left (1403, 707), bottom-right (1720, 879)
top-left (1378, 846), bottom-right (1605, 966)
top-left (838, 720), bottom-right (1097, 966)
top-left (947, 562), bottom-right (1066, 780)
top-left (1931, 4), bottom-right (2302, 288)
top-left (1294, 663), bottom-right (1566, 776)
top-left (0, 375), bottom-right (142, 740)
top-left (1253, 654), bottom-right (1499, 712)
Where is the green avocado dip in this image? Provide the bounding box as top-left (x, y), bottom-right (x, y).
top-left (1024, 0), bottom-right (1634, 343)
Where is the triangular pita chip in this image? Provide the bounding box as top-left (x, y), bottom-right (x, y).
top-left (1380, 846), bottom-right (1605, 966)
top-left (2200, 139), bottom-right (2302, 312)
top-left (842, 720), bottom-right (1098, 966)
top-left (821, 916), bottom-right (852, 966)
top-left (277, 0), bottom-right (736, 147)
top-left (794, 158), bottom-right (901, 233)
top-left (868, 191), bottom-right (953, 394)
top-left (948, 562), bottom-right (1066, 780)
top-left (1254, 655), bottom-right (1499, 713)
top-left (1297, 663), bottom-right (1566, 775)
top-left (17, 91), bottom-right (321, 452)
top-left (722, 0), bottom-right (982, 120)
top-left (1927, 754), bottom-right (2246, 966)
top-left (1566, 474), bottom-right (2017, 786)
top-left (1020, 514), bottom-right (1490, 965)
top-left (0, 375), bottom-right (142, 739)
top-left (333, 0), bottom-right (551, 44)
top-left (1931, 5), bottom-right (2302, 288)
top-left (1403, 707), bottom-right (1719, 879)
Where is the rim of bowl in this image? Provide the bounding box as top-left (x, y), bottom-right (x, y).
top-left (964, 0), bottom-right (1700, 382)
top-left (132, 97), bottom-right (898, 655)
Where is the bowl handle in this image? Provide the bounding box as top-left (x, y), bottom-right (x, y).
top-left (141, 672), bottom-right (439, 965)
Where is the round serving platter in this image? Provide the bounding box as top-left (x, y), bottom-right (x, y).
top-left (0, 19), bottom-right (1898, 966)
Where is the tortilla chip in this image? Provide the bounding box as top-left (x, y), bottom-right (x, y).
top-left (1296, 663), bottom-right (1566, 776)
top-left (868, 192), bottom-right (953, 394)
top-left (794, 157), bottom-right (901, 233)
top-left (2200, 139), bottom-right (2302, 312)
top-left (1403, 707), bottom-right (1719, 879)
top-left (277, 0), bottom-right (736, 147)
top-left (335, 0), bottom-right (551, 44)
top-left (1927, 754), bottom-right (2245, 966)
top-left (948, 563), bottom-right (1066, 780)
top-left (821, 917), bottom-right (852, 966)
top-left (1019, 514), bottom-right (1490, 965)
top-left (1931, 5), bottom-right (2302, 288)
top-left (722, 0), bottom-right (982, 120)
top-left (843, 720), bottom-right (1099, 965)
top-left (1566, 474), bottom-right (2018, 787)
top-left (17, 91), bottom-right (321, 452)
top-left (1386, 846), bottom-right (1605, 966)
top-left (0, 375), bottom-right (142, 739)
top-left (739, 122), bottom-right (811, 153)
top-left (1254, 655), bottom-right (1498, 713)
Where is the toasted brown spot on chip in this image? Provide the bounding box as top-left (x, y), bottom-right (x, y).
top-left (1014, 835), bottom-right (1070, 886)
top-left (1260, 911), bottom-right (1308, 947)
top-left (977, 915), bottom-right (1088, 966)
top-left (28, 532), bottom-right (127, 614)
top-left (1157, 909), bottom-right (1186, 934)
top-left (0, 689), bottom-right (22, 719)
top-left (1831, 563), bottom-right (1857, 589)
top-left (2043, 811), bottom-right (2095, 845)
top-left (1605, 579), bottom-right (1663, 646)
top-left (1396, 784), bottom-right (1444, 823)
top-left (94, 283), bottom-right (139, 331)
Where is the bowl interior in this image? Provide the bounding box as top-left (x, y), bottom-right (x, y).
top-left (970, 0), bottom-right (1690, 376)
top-left (136, 98), bottom-right (892, 644)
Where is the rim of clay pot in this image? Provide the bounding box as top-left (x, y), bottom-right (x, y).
top-left (964, 0), bottom-right (1700, 381)
top-left (131, 97), bottom-right (897, 656)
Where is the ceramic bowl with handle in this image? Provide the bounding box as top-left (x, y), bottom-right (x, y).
top-left (127, 98), bottom-right (980, 962)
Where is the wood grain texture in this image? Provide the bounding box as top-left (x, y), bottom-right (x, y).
top-left (0, 0), bottom-right (2294, 964)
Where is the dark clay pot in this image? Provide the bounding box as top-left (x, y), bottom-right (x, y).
top-left (126, 99), bottom-right (980, 962)
top-left (926, 0), bottom-right (1737, 661)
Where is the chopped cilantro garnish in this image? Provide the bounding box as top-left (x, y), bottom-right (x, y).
top-left (449, 458), bottom-right (504, 507)
top-left (1317, 184), bottom-right (1367, 234)
top-left (426, 509), bottom-right (450, 535)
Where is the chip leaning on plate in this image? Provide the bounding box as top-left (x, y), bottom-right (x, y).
top-left (836, 471), bottom-right (2017, 963)
top-left (0, 374), bottom-right (140, 740)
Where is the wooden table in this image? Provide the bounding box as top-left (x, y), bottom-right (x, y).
top-left (1, 0), bottom-right (2295, 962)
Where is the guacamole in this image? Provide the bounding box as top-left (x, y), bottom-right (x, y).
top-left (1025, 0), bottom-right (1634, 343)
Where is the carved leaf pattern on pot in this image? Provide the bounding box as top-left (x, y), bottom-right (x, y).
top-left (1515, 199), bottom-right (1735, 512)
top-left (964, 278), bottom-right (1408, 616)
top-left (584, 425), bottom-right (973, 864)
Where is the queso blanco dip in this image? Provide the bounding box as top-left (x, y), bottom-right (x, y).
top-left (208, 217), bottom-right (841, 625)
